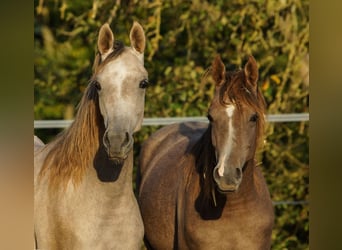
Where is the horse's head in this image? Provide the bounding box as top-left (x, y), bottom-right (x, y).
top-left (92, 22), bottom-right (147, 164)
top-left (208, 55), bottom-right (266, 192)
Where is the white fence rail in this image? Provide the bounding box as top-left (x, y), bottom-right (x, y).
top-left (34, 113), bottom-right (309, 129)
top-left (33, 113), bottom-right (309, 206)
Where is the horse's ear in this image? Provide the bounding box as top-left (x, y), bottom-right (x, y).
top-left (98, 23), bottom-right (114, 55)
top-left (212, 55), bottom-right (226, 86)
top-left (244, 55), bottom-right (259, 88)
top-left (130, 21), bottom-right (145, 54)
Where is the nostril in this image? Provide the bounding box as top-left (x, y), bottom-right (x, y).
top-left (122, 132), bottom-right (130, 146)
top-left (125, 132), bottom-right (130, 142)
top-left (103, 131), bottom-right (110, 148)
top-left (213, 166), bottom-right (220, 181)
top-left (236, 168), bottom-right (242, 179)
top-left (120, 132), bottom-right (133, 149)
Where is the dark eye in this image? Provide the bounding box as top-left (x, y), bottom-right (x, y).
top-left (207, 113), bottom-right (214, 122)
top-left (94, 81), bottom-right (102, 91)
top-left (249, 113), bottom-right (258, 122)
top-left (139, 79), bottom-right (149, 89)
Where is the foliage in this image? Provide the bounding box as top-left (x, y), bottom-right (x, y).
top-left (34, 0), bottom-right (309, 248)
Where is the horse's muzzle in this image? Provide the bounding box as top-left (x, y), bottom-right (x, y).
top-left (103, 131), bottom-right (134, 162)
top-left (213, 166), bottom-right (242, 192)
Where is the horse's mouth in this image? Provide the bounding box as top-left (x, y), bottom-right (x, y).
top-left (213, 166), bottom-right (241, 193)
top-left (106, 147), bottom-right (129, 164)
top-left (108, 155), bottom-right (127, 166)
top-left (216, 185), bottom-right (238, 194)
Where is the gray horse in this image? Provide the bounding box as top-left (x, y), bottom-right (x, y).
top-left (35, 22), bottom-right (147, 249)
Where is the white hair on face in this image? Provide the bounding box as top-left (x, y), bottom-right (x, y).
top-left (217, 105), bottom-right (235, 176)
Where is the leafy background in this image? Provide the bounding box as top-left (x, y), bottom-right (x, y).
top-left (34, 0), bottom-right (309, 249)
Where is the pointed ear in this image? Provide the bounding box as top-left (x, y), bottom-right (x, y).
top-left (211, 55), bottom-right (226, 86)
top-left (244, 55), bottom-right (259, 88)
top-left (98, 23), bottom-right (114, 55)
top-left (130, 21), bottom-right (145, 54)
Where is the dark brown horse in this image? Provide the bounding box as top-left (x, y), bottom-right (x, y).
top-left (138, 55), bottom-right (274, 249)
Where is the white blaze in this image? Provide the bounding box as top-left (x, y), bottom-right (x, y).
top-left (217, 105), bottom-right (235, 176)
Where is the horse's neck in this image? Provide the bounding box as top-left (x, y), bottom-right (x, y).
top-left (84, 149), bottom-right (135, 196)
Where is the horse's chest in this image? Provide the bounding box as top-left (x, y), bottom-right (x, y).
top-left (72, 207), bottom-right (143, 249)
top-left (183, 203), bottom-right (273, 250)
top-left (51, 188), bottom-right (143, 249)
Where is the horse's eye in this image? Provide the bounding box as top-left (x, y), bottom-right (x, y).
top-left (139, 79), bottom-right (149, 89)
top-left (249, 113), bottom-right (258, 122)
top-left (94, 81), bottom-right (102, 91)
top-left (207, 113), bottom-right (214, 122)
